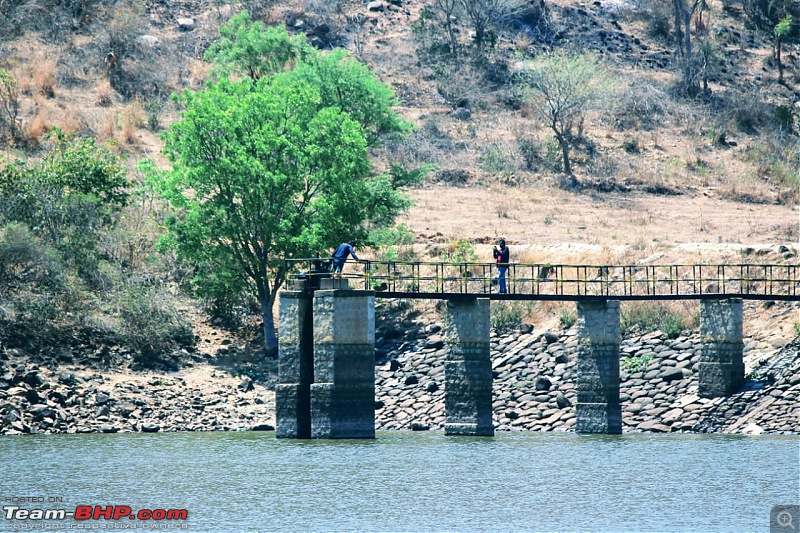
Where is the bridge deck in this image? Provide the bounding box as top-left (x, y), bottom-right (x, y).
top-left (287, 260), bottom-right (800, 301)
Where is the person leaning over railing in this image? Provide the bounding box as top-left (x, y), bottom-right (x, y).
top-left (330, 240), bottom-right (359, 278)
top-left (493, 239), bottom-right (510, 294)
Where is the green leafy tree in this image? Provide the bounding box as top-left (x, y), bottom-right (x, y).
top-left (204, 12), bottom-right (313, 81)
top-left (152, 28), bottom-right (415, 353)
top-left (518, 51), bottom-right (614, 177)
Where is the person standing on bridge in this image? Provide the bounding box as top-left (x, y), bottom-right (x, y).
top-left (493, 239), bottom-right (510, 294)
top-left (330, 240), bottom-right (360, 278)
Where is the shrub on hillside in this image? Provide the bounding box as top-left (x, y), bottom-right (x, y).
top-left (0, 130), bottom-right (128, 283)
top-left (491, 301), bottom-right (528, 333)
top-left (115, 283), bottom-right (194, 366)
top-left (621, 301), bottom-right (689, 339)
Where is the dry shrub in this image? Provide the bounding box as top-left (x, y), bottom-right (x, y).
top-left (54, 111), bottom-right (81, 135)
top-left (31, 58), bottom-right (56, 98)
top-left (95, 80), bottom-right (115, 107)
top-left (717, 173), bottom-right (775, 204)
top-left (612, 77), bottom-right (671, 131)
top-left (98, 112), bottom-right (116, 144)
top-left (9, 54), bottom-right (55, 98)
top-left (117, 99), bottom-right (145, 145)
top-left (24, 100), bottom-right (51, 147)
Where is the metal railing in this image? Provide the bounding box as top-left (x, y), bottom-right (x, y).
top-left (284, 259), bottom-right (800, 301)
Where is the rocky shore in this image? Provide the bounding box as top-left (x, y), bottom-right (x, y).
top-left (1, 319), bottom-right (798, 436)
top-left (0, 351), bottom-right (276, 435)
top-left (375, 324), bottom-right (800, 435)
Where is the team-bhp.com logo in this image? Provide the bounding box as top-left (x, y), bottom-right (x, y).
top-left (4, 502), bottom-right (189, 530)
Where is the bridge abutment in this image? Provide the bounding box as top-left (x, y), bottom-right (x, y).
top-left (698, 299), bottom-right (744, 398)
top-left (443, 298), bottom-right (494, 436)
top-left (575, 300), bottom-right (622, 434)
top-left (310, 284), bottom-right (376, 439)
top-left (276, 291), bottom-right (314, 438)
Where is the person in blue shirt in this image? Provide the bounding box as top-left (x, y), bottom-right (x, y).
top-left (493, 239), bottom-right (510, 294)
top-left (330, 241), bottom-right (359, 277)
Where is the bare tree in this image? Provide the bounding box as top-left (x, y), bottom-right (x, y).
top-left (413, 0), bottom-right (463, 60)
top-left (519, 52), bottom-right (614, 176)
top-left (460, 0), bottom-right (520, 50)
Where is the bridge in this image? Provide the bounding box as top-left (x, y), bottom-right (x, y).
top-left (276, 260), bottom-right (799, 439)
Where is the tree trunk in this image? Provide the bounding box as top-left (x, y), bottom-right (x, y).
top-left (257, 280), bottom-right (278, 356)
top-left (776, 37), bottom-right (784, 83)
top-left (260, 294), bottom-right (278, 355)
top-left (673, 0), bottom-right (696, 92)
top-left (555, 131), bottom-right (571, 176)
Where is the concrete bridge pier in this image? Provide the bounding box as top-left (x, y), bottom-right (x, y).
top-left (443, 298), bottom-right (494, 436)
top-left (575, 300), bottom-right (622, 434)
top-left (310, 280), bottom-right (376, 438)
top-left (276, 289), bottom-right (314, 438)
top-left (698, 299), bottom-right (744, 398)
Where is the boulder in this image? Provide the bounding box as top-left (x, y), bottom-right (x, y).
top-left (452, 108), bottom-right (471, 121)
top-left (555, 393), bottom-right (572, 409)
top-left (541, 331), bottom-right (560, 344)
top-left (424, 336), bottom-right (444, 349)
top-left (238, 377), bottom-right (254, 392)
top-left (535, 377), bottom-right (552, 391)
top-left (660, 367), bottom-right (685, 383)
top-left (141, 423), bottom-right (161, 433)
top-left (177, 18), bottom-right (195, 31)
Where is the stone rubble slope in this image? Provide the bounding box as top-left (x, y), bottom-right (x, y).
top-left (375, 324), bottom-right (799, 434)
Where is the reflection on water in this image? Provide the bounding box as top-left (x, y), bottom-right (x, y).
top-left (1, 431), bottom-right (798, 532)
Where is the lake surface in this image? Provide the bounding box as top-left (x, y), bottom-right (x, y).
top-left (0, 431), bottom-right (798, 532)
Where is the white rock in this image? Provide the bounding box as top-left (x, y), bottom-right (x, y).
top-left (177, 18), bottom-right (195, 31)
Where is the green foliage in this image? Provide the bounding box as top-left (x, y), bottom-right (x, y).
top-left (370, 223), bottom-right (416, 262)
top-left (443, 239), bottom-right (478, 263)
top-left (558, 307), bottom-right (576, 329)
top-left (621, 302), bottom-right (685, 339)
top-left (794, 322), bottom-right (800, 337)
top-left (774, 14), bottom-right (793, 38)
top-left (491, 301), bottom-right (528, 333)
top-left (205, 12), bottom-right (313, 81)
top-left (622, 353), bottom-right (653, 373)
top-left (481, 143), bottom-right (513, 173)
top-left (0, 130), bottom-right (128, 280)
top-left (153, 27), bottom-right (414, 350)
top-left (516, 135), bottom-right (541, 171)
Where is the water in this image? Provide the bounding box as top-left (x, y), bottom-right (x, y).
top-left (0, 431), bottom-right (798, 532)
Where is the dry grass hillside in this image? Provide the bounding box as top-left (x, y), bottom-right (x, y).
top-left (0, 0), bottom-right (798, 351)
